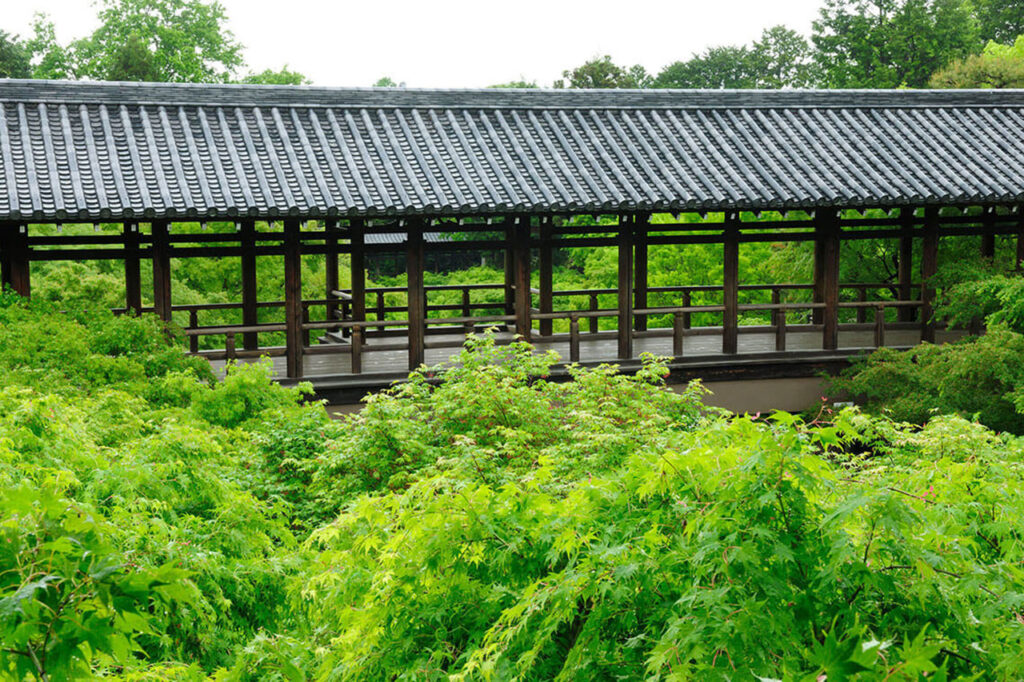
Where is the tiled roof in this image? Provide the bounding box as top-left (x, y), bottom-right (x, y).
top-left (2, 79), bottom-right (1024, 222)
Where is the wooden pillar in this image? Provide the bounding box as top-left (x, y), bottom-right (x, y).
top-left (124, 223), bottom-right (141, 313)
top-left (324, 219), bottom-right (339, 322)
top-left (538, 218), bottom-right (553, 337)
top-left (407, 221), bottom-right (426, 370)
top-left (633, 213), bottom-right (648, 332)
top-left (722, 214), bottom-right (739, 355)
top-left (283, 219), bottom-right (304, 378)
top-left (151, 220), bottom-right (172, 321)
top-left (514, 216), bottom-right (532, 340)
top-left (819, 210), bottom-right (841, 351)
top-left (981, 207), bottom-right (996, 260)
top-left (921, 207), bottom-right (940, 344)
top-left (812, 213), bottom-right (826, 325)
top-left (350, 218), bottom-right (366, 328)
top-left (617, 214), bottom-right (634, 359)
top-left (898, 207), bottom-right (915, 322)
top-left (503, 221), bottom-right (515, 318)
top-left (240, 220), bottom-right (258, 350)
top-left (0, 223), bottom-right (30, 298)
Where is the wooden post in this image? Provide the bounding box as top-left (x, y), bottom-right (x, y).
top-left (538, 218), bottom-right (553, 337)
top-left (151, 220), bottom-right (172, 321)
top-left (0, 223), bottom-right (30, 298)
top-left (283, 219), bottom-right (304, 378)
top-left (407, 221), bottom-right (426, 370)
top-left (812, 212), bottom-right (826, 326)
top-left (240, 220), bottom-right (258, 350)
top-left (722, 214), bottom-right (739, 355)
top-left (921, 207), bottom-right (940, 343)
top-left (898, 207), bottom-right (915, 322)
top-left (324, 219), bottom-right (339, 322)
top-left (673, 311), bottom-right (684, 357)
top-left (503, 220), bottom-right (515, 319)
top-left (633, 213), bottom-right (648, 332)
top-left (772, 287), bottom-right (786, 351)
top-left (351, 324), bottom-right (363, 374)
top-left (124, 223), bottom-right (141, 313)
top-left (820, 210), bottom-right (841, 351)
top-left (569, 314), bottom-right (580, 362)
top-left (350, 218), bottom-right (366, 331)
top-left (514, 216), bottom-right (532, 340)
top-left (617, 214), bottom-right (634, 359)
top-left (981, 207), bottom-right (996, 260)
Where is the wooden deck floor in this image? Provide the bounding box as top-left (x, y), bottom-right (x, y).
top-left (209, 325), bottom-right (963, 393)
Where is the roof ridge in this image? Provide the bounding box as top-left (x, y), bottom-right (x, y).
top-left (2, 79), bottom-right (1024, 109)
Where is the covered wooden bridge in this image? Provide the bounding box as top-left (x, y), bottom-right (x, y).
top-left (0, 81), bottom-right (1021, 400)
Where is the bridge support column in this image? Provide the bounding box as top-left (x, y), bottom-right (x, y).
top-left (124, 223), bottom-right (141, 313)
top-left (240, 220), bottom-right (259, 350)
top-left (284, 219), bottom-right (304, 378)
top-left (820, 210), bottom-right (841, 351)
top-left (921, 207), bottom-right (939, 343)
top-left (151, 220), bottom-right (172, 322)
top-left (538, 218), bottom-right (553, 337)
top-left (898, 207), bottom-right (915, 322)
top-left (407, 222), bottom-right (426, 370)
top-left (617, 215), bottom-right (634, 359)
top-left (0, 223), bottom-right (30, 298)
top-left (514, 216), bottom-right (532, 341)
top-left (722, 215), bottom-right (738, 355)
top-left (633, 213), bottom-right (648, 333)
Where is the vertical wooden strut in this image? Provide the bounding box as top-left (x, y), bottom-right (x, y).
top-left (324, 218), bottom-right (339, 323)
top-left (350, 218), bottom-right (366, 331)
top-left (514, 216), bottom-right (532, 341)
top-left (633, 213), bottom-right (649, 332)
top-left (820, 209), bottom-right (841, 351)
top-left (898, 207), bottom-right (915, 322)
top-left (0, 223), bottom-right (30, 297)
top-left (407, 221), bottom-right (426, 370)
top-left (503, 220), bottom-right (515, 318)
top-left (283, 219), bottom-right (304, 378)
top-left (151, 220), bottom-right (172, 321)
top-left (722, 214), bottom-right (739, 355)
top-left (240, 220), bottom-right (258, 350)
top-left (920, 206), bottom-right (940, 344)
top-left (124, 223), bottom-right (141, 313)
top-left (617, 214), bottom-right (634, 359)
top-left (538, 217), bottom-right (553, 337)
top-left (812, 213), bottom-right (826, 326)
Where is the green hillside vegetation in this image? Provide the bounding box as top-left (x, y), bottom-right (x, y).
top-left (1, 298), bottom-right (1024, 680)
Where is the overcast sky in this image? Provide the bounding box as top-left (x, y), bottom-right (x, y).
top-left (6, 0), bottom-right (824, 87)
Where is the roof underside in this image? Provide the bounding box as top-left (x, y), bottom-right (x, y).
top-left (2, 80), bottom-right (1024, 222)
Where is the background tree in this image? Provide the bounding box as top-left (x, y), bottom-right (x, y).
top-left (974, 0), bottom-right (1024, 44)
top-left (489, 79), bottom-right (539, 88)
top-left (750, 25), bottom-right (817, 87)
top-left (23, 14), bottom-right (73, 79)
top-left (813, 0), bottom-right (980, 88)
top-left (930, 34), bottom-right (1024, 87)
top-left (373, 76), bottom-right (399, 87)
top-left (241, 66), bottom-right (310, 85)
top-left (556, 55), bottom-right (651, 88)
top-left (0, 31), bottom-right (31, 79)
top-left (653, 46), bottom-right (757, 88)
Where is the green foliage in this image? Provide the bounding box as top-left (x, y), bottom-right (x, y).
top-left (812, 0), bottom-right (981, 88)
top-left (241, 67), bottom-right (311, 85)
top-left (0, 30), bottom-right (31, 79)
top-left (974, 0), bottom-right (1024, 43)
top-left (931, 34), bottom-right (1024, 87)
top-left (555, 55), bottom-right (651, 89)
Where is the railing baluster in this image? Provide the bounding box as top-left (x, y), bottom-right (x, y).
top-left (673, 311), bottom-right (684, 357)
top-left (588, 293), bottom-right (599, 334)
top-left (569, 314), bottom-right (580, 363)
top-left (225, 332), bottom-right (236, 361)
top-left (376, 291), bottom-right (385, 323)
top-left (874, 305), bottom-right (886, 347)
top-left (772, 288), bottom-right (785, 352)
top-left (682, 289), bottom-right (692, 330)
top-left (351, 324), bottom-right (362, 374)
top-left (462, 287), bottom-right (473, 333)
top-left (189, 309), bottom-right (198, 353)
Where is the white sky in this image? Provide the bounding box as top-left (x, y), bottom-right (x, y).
top-left (5, 0), bottom-right (824, 87)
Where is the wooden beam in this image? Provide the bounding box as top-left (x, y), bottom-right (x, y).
top-left (514, 216), bottom-right (532, 341)
top-left (633, 213), bottom-right (648, 332)
top-left (124, 223), bottom-right (141, 313)
top-left (283, 219), bottom-right (304, 378)
top-left (898, 207), bottom-right (915, 322)
top-left (617, 214), bottom-right (634, 359)
top-left (538, 218), bottom-right (553, 337)
top-left (240, 220), bottom-right (258, 350)
top-left (1, 224), bottom-right (31, 298)
top-left (920, 207), bottom-right (940, 343)
top-left (820, 210), bottom-right (841, 351)
top-left (722, 214), bottom-right (739, 355)
top-left (151, 220), bottom-right (172, 321)
top-left (407, 222), bottom-right (426, 370)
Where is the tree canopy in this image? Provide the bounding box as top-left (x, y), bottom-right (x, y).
top-left (0, 30), bottom-right (30, 79)
top-left (930, 34), bottom-right (1024, 87)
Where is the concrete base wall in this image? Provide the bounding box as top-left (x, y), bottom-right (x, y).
top-left (680, 376), bottom-right (839, 415)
